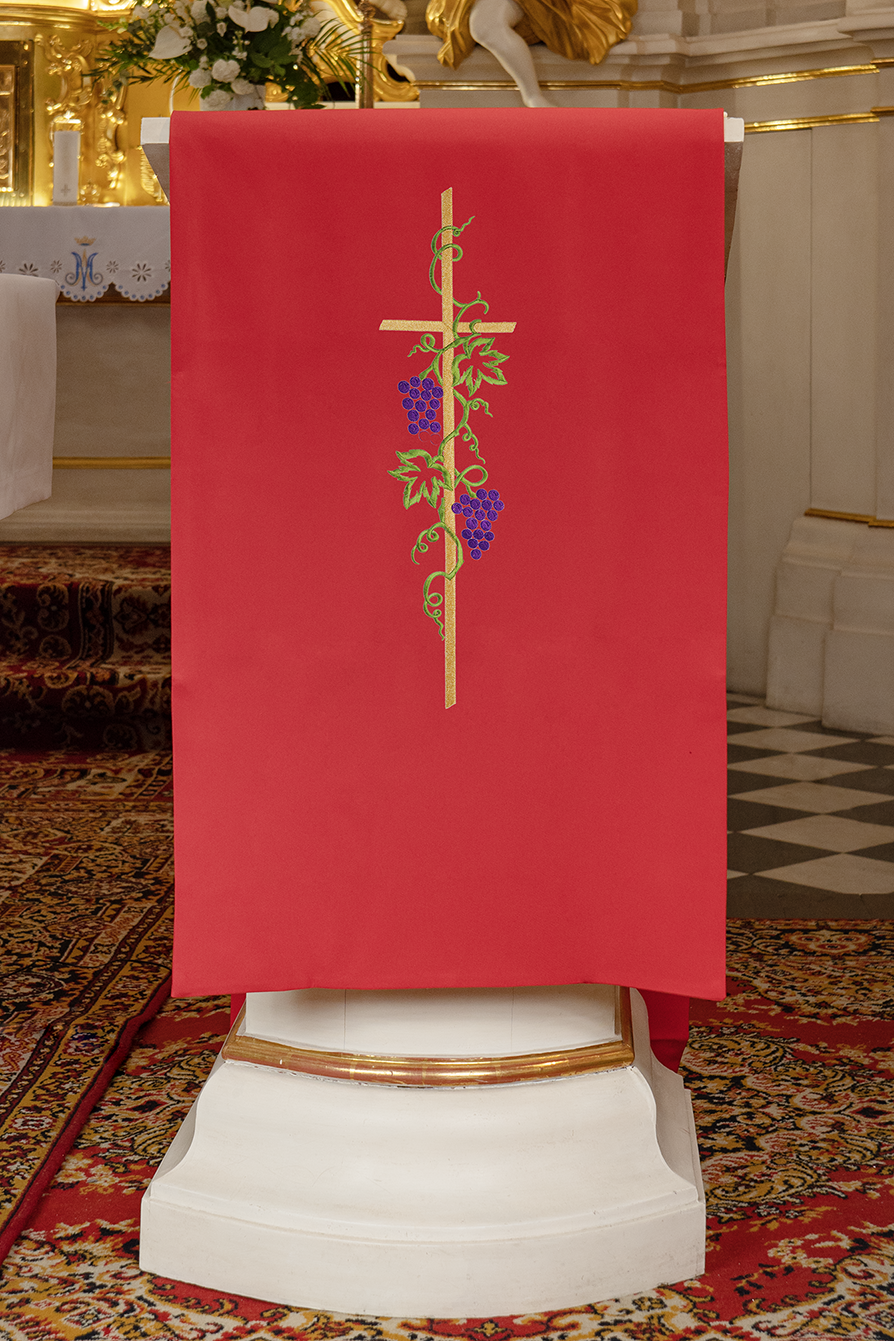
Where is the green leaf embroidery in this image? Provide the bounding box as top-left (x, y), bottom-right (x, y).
top-left (389, 450), bottom-right (449, 509)
top-left (388, 207), bottom-right (511, 649)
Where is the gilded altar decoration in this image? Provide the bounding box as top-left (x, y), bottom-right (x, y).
top-left (93, 0), bottom-right (354, 109)
top-left (380, 189), bottom-right (515, 708)
top-left (314, 0), bottom-right (417, 102)
top-left (0, 5), bottom-right (137, 208)
top-left (44, 31), bottom-right (126, 201)
top-left (426, 0), bottom-right (637, 71)
top-left (0, 64), bottom-right (15, 194)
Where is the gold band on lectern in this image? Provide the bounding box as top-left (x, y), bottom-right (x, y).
top-left (222, 986), bottom-right (634, 1086)
top-left (53, 456), bottom-right (171, 469)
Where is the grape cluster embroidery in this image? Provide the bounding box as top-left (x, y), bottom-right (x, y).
top-left (399, 376), bottom-right (443, 437)
top-left (387, 209), bottom-right (510, 643)
top-left (451, 489), bottom-right (505, 561)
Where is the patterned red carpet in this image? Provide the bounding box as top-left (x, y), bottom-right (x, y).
top-left (1, 920), bottom-right (892, 1339)
top-left (0, 545), bottom-right (171, 749)
top-left (0, 748), bottom-right (173, 1262)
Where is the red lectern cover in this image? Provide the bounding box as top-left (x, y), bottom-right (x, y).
top-left (170, 108), bottom-right (728, 999)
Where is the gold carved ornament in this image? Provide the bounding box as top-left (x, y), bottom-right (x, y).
top-left (37, 27), bottom-right (127, 203)
top-left (316, 0), bottom-right (418, 101)
top-left (0, 63), bottom-right (14, 193)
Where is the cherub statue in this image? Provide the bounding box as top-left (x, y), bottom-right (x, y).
top-left (343, 0), bottom-right (634, 108)
top-left (426, 0), bottom-right (637, 107)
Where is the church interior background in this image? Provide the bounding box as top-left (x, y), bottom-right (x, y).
top-left (1, 0), bottom-right (894, 1331)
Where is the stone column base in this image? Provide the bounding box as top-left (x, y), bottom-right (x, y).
top-left (140, 986), bottom-right (705, 1316)
top-left (767, 515), bottom-right (894, 735)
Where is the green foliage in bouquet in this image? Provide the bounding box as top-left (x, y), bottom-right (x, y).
top-left (94, 0), bottom-right (354, 109)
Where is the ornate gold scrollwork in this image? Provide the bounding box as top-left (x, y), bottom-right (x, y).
top-left (42, 32), bottom-right (95, 200)
top-left (0, 38), bottom-right (33, 202)
top-left (38, 30), bottom-right (126, 203)
top-left (43, 32), bottom-right (93, 133)
top-left (95, 75), bottom-right (126, 197)
top-left (322, 0), bottom-right (418, 101)
top-left (0, 65), bottom-right (14, 193)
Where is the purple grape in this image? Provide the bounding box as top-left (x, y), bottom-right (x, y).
top-left (408, 410), bottom-right (418, 421)
top-left (425, 408), bottom-right (436, 420)
top-left (476, 489), bottom-right (487, 500)
top-left (470, 549), bottom-right (481, 560)
top-left (451, 503), bottom-right (462, 514)
top-left (408, 424), bottom-right (419, 434)
top-left (422, 377), bottom-right (434, 390)
top-left (494, 500), bottom-right (504, 512)
top-left (460, 494), bottom-right (471, 505)
top-left (431, 422), bottom-right (441, 433)
top-left (484, 530), bottom-right (494, 541)
top-left (401, 397), bottom-right (413, 409)
top-left (473, 529), bottom-right (483, 540)
top-left (488, 489), bottom-right (499, 500)
top-left (410, 376), bottom-right (421, 387)
top-left (418, 420), bottom-right (429, 431)
top-left (479, 540), bottom-right (490, 551)
top-left (486, 509), bottom-right (497, 521)
top-left (398, 380), bottom-right (410, 393)
top-left (461, 528), bottom-right (472, 539)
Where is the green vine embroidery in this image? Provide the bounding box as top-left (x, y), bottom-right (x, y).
top-left (388, 211), bottom-right (510, 641)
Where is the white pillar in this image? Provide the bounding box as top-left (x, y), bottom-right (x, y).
top-left (767, 17), bottom-right (894, 731)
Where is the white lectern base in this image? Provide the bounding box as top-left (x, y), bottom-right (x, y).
top-left (140, 987), bottom-right (704, 1316)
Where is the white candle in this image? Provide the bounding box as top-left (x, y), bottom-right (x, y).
top-left (52, 130), bottom-right (80, 205)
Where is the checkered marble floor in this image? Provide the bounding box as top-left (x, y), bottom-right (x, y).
top-left (727, 695), bottom-right (894, 917)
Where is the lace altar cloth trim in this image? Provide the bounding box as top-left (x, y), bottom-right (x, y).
top-left (0, 206), bottom-right (170, 302)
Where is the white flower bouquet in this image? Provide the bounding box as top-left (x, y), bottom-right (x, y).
top-left (95, 0), bottom-right (354, 109)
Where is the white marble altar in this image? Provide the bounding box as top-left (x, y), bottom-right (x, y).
top-left (0, 206), bottom-right (170, 302)
top-left (0, 201), bottom-right (172, 543)
top-left (0, 275), bottom-right (56, 522)
top-left (0, 300), bottom-right (171, 544)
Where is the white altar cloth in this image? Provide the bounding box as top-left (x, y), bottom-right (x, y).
top-left (0, 275), bottom-right (56, 520)
top-left (0, 207), bottom-right (170, 302)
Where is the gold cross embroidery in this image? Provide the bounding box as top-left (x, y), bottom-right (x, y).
top-left (379, 188), bottom-right (517, 709)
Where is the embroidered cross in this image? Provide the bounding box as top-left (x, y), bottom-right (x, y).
top-left (379, 188), bottom-right (516, 709)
